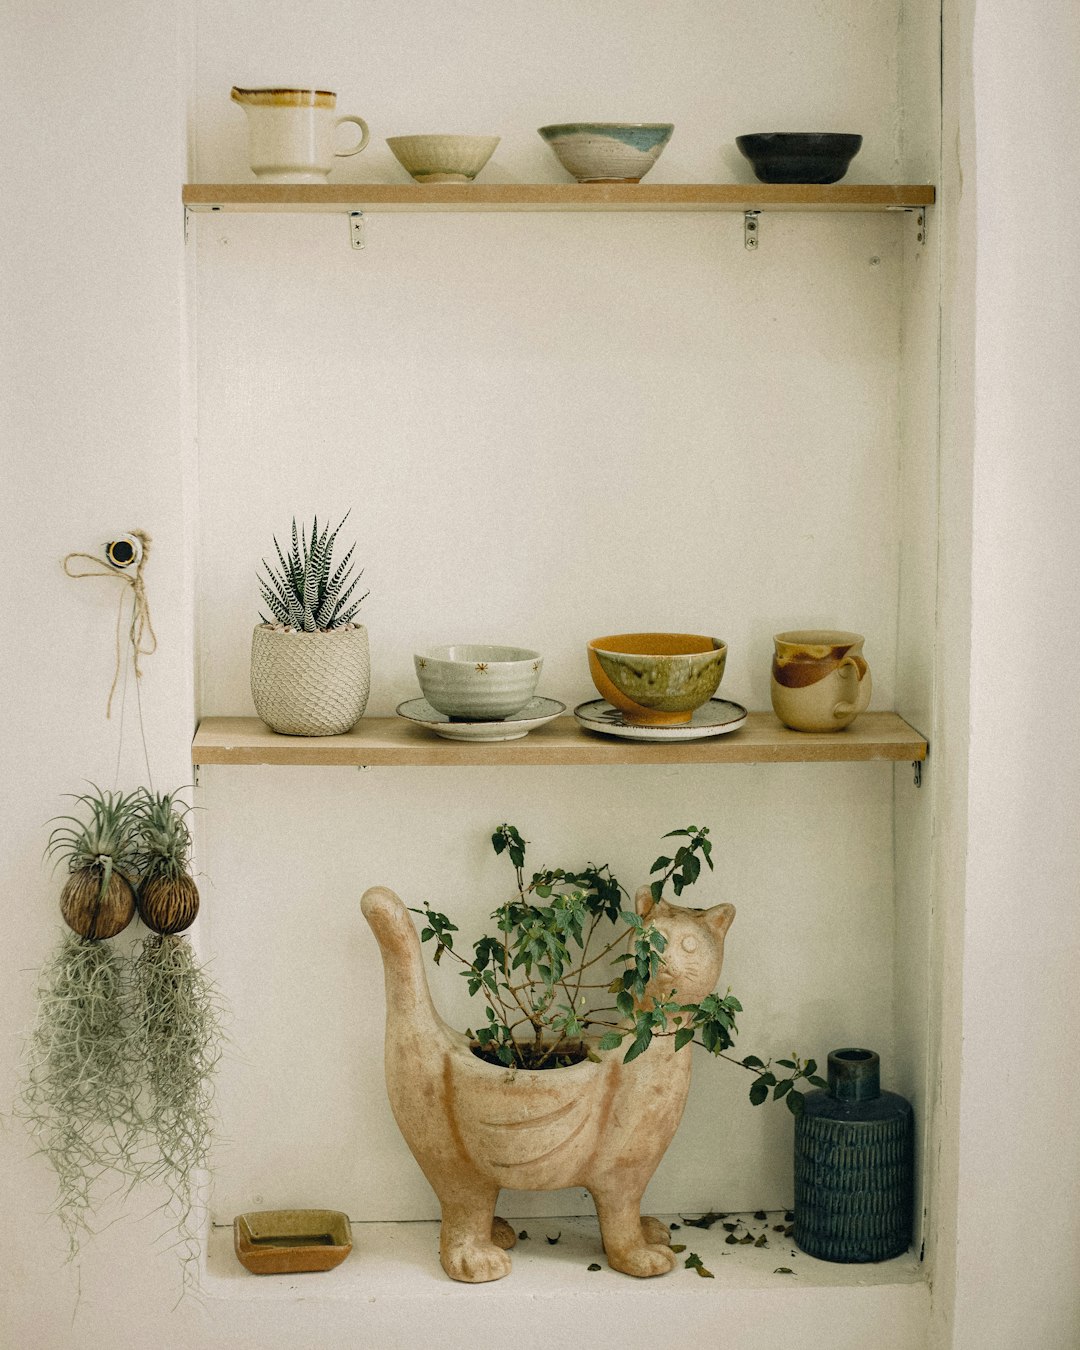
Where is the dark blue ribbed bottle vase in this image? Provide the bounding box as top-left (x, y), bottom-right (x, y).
top-left (794, 1048), bottom-right (913, 1262)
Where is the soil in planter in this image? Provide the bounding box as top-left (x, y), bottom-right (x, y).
top-left (469, 1040), bottom-right (592, 1070)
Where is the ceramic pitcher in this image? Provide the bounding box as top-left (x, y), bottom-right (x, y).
top-left (231, 87), bottom-right (370, 183)
top-left (770, 630), bottom-right (871, 732)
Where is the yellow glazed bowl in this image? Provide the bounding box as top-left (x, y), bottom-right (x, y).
top-left (587, 633), bottom-right (727, 726)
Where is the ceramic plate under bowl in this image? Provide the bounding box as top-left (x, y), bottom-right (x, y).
top-left (574, 698), bottom-right (748, 741)
top-left (397, 696), bottom-right (566, 741)
top-left (234, 1209), bottom-right (353, 1275)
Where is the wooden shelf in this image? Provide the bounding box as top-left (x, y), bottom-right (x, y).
top-left (183, 182), bottom-right (935, 215)
top-left (193, 713), bottom-right (927, 768)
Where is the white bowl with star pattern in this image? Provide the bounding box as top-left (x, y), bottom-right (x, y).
top-left (413, 644), bottom-right (543, 720)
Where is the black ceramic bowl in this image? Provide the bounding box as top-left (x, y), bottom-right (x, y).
top-left (735, 133), bottom-right (863, 185)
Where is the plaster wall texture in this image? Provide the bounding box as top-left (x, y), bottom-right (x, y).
top-left (948, 0), bottom-right (1080, 1345)
top-left (0, 0), bottom-right (200, 1344)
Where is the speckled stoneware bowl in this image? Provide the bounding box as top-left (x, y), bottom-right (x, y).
top-left (386, 134), bottom-right (500, 183)
top-left (414, 644), bottom-right (543, 720)
top-left (587, 633), bottom-right (727, 726)
top-left (538, 123), bottom-right (674, 183)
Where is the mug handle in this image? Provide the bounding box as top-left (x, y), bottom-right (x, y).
top-left (833, 656), bottom-right (871, 719)
top-left (335, 115), bottom-right (370, 157)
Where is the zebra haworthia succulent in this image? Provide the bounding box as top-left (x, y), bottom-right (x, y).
top-left (259, 513), bottom-right (369, 633)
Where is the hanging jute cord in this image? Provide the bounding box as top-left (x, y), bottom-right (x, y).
top-left (62, 529), bottom-right (158, 718)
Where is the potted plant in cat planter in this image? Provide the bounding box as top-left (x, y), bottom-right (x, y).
top-left (252, 513), bottom-right (370, 736)
top-left (362, 825), bottom-right (822, 1284)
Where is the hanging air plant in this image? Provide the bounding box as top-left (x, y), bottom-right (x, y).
top-left (21, 785), bottom-right (224, 1283)
top-left (133, 788), bottom-right (200, 934)
top-left (46, 787), bottom-right (141, 939)
top-left (21, 783), bottom-right (149, 1254)
top-left (130, 788), bottom-right (223, 1288)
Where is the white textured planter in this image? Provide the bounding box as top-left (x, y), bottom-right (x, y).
top-left (250, 624), bottom-right (370, 736)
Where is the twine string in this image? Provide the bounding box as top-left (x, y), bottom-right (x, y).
top-left (62, 529), bottom-right (158, 720)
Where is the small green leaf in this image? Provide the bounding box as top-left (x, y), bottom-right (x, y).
top-left (598, 1031), bottom-right (624, 1051)
top-left (674, 1027), bottom-right (695, 1052)
top-left (777, 1059), bottom-right (797, 1069)
top-left (774, 1266), bottom-right (794, 1275)
top-left (669, 1243), bottom-right (687, 1253)
top-left (587, 1262), bottom-right (602, 1271)
top-left (786, 1091), bottom-right (805, 1116)
top-left (749, 1079), bottom-right (770, 1106)
top-left (742, 1054), bottom-right (765, 1069)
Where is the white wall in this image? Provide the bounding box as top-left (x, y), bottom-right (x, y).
top-left (941, 0), bottom-right (1080, 1344)
top-left (0, 0), bottom-right (198, 1343)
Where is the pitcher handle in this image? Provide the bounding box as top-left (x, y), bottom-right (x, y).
top-left (335, 115), bottom-right (370, 157)
top-left (833, 655), bottom-right (871, 719)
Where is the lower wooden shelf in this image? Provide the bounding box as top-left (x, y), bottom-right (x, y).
top-left (192, 713), bottom-right (927, 768)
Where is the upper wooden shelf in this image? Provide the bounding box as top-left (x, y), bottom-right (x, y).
top-left (183, 182), bottom-right (936, 215)
top-left (193, 713), bottom-right (927, 768)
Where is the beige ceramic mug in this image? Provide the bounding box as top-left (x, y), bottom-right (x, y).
top-left (770, 630), bottom-right (872, 732)
top-left (231, 87), bottom-right (370, 183)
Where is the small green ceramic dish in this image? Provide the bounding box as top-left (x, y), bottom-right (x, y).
top-left (234, 1209), bottom-right (353, 1275)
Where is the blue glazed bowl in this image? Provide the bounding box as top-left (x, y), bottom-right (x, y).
top-left (538, 123), bottom-right (674, 182)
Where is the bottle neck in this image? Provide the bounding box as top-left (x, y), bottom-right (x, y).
top-left (828, 1048), bottom-right (881, 1101)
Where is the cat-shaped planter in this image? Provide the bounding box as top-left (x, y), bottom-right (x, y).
top-left (361, 883), bottom-right (735, 1282)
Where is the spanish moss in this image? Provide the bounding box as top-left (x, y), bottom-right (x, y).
top-left (130, 933), bottom-right (224, 1292)
top-left (18, 933), bottom-right (144, 1256)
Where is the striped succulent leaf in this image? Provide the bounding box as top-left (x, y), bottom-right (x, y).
top-left (325, 570), bottom-right (369, 628)
top-left (259, 513), bottom-right (367, 631)
top-left (314, 542), bottom-right (356, 627)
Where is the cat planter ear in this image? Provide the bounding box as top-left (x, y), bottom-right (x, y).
top-left (635, 884), bottom-right (660, 920)
top-left (707, 902), bottom-right (736, 937)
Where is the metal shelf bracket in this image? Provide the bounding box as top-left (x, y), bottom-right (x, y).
top-left (744, 210), bottom-right (760, 251)
top-left (350, 211), bottom-right (365, 250)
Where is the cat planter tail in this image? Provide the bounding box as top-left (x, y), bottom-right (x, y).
top-left (360, 884), bottom-right (735, 1283)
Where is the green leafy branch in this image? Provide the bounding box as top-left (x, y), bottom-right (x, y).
top-left (411, 824), bottom-right (822, 1111)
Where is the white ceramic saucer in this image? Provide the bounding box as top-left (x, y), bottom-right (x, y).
top-left (573, 698), bottom-right (748, 742)
top-left (397, 696), bottom-right (566, 742)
